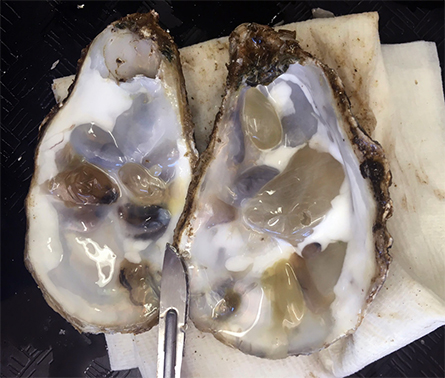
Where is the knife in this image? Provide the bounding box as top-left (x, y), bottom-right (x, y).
top-left (157, 243), bottom-right (188, 378)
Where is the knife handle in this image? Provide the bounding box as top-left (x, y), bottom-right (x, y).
top-left (163, 309), bottom-right (178, 378)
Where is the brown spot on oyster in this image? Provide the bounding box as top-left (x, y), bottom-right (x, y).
top-left (48, 162), bottom-right (119, 206)
top-left (213, 288), bottom-right (242, 320)
top-left (119, 260), bottom-right (159, 328)
top-left (119, 260), bottom-right (160, 306)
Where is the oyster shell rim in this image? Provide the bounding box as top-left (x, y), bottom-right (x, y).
top-left (173, 22), bottom-right (393, 356)
top-left (24, 11), bottom-right (198, 335)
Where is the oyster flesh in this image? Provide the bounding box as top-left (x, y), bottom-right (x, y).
top-left (175, 23), bottom-right (392, 358)
top-left (25, 12), bottom-right (197, 334)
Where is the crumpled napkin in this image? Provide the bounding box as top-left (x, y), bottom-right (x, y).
top-left (53, 11), bottom-right (445, 378)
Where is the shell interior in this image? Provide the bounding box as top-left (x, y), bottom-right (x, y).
top-left (26, 12), bottom-right (197, 334)
top-left (176, 23), bottom-right (392, 358)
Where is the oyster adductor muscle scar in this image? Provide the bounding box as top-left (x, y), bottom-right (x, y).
top-left (25, 12), bottom-right (197, 334)
top-left (174, 23), bottom-right (392, 358)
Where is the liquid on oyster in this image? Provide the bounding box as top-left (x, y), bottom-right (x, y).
top-left (241, 87), bottom-right (283, 150)
top-left (262, 258), bottom-right (305, 330)
top-left (303, 242), bottom-right (347, 299)
top-left (228, 112), bottom-right (246, 164)
top-left (70, 123), bottom-right (126, 168)
top-left (119, 162), bottom-right (167, 205)
top-left (243, 145), bottom-right (345, 244)
top-left (206, 198), bottom-right (237, 228)
top-left (47, 230), bottom-right (121, 303)
top-left (113, 92), bottom-right (169, 162)
top-left (142, 140), bottom-right (179, 182)
top-left (274, 80), bottom-right (318, 147)
top-left (57, 204), bottom-right (109, 233)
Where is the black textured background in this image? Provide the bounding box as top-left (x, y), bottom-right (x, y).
top-left (1, 1), bottom-right (444, 377)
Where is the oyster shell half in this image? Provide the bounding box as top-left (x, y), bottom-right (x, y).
top-left (25, 12), bottom-right (197, 334)
top-left (175, 23), bottom-right (392, 358)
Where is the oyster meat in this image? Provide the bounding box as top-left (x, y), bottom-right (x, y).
top-left (25, 12), bottom-right (197, 333)
top-left (175, 24), bottom-right (392, 358)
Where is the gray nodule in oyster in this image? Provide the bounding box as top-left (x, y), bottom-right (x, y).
top-left (175, 23), bottom-right (392, 358)
top-left (25, 12), bottom-right (197, 334)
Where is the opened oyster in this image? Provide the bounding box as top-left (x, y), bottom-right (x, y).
top-left (175, 23), bottom-right (392, 358)
top-left (25, 12), bottom-right (197, 333)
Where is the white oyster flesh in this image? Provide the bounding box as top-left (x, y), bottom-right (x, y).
top-left (177, 24), bottom-right (391, 358)
top-left (26, 13), bottom-right (196, 333)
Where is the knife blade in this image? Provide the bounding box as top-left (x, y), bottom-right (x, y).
top-left (157, 243), bottom-right (188, 378)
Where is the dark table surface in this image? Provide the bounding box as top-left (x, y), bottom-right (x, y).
top-left (1, 1), bottom-right (444, 377)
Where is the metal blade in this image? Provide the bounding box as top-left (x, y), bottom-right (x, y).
top-left (157, 243), bottom-right (188, 378)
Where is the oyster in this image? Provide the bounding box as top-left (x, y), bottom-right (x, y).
top-left (175, 23), bottom-right (392, 358)
top-left (25, 12), bottom-right (197, 333)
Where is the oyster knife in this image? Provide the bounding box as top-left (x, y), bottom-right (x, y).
top-left (157, 243), bottom-right (188, 378)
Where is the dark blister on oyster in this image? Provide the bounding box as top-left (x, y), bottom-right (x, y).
top-left (118, 203), bottom-right (171, 240)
